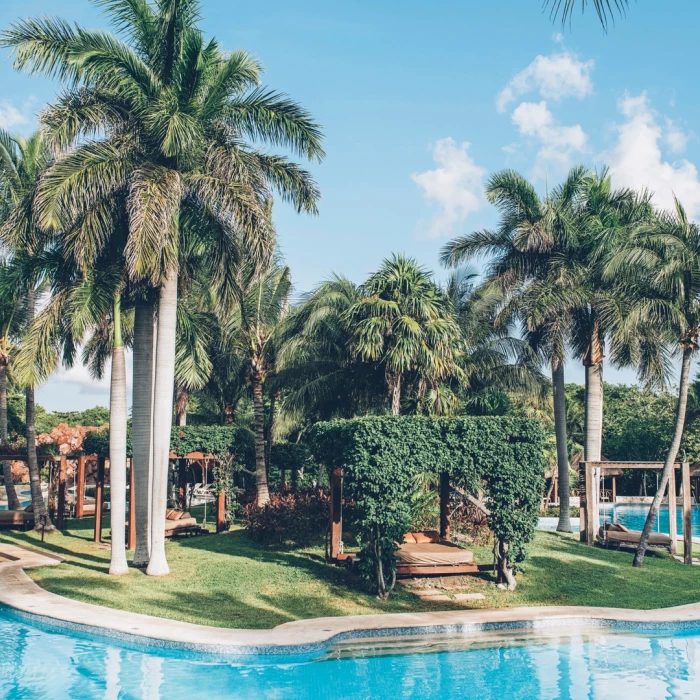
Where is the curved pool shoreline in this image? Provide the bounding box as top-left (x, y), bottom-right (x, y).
top-left (2, 541), bottom-right (700, 657)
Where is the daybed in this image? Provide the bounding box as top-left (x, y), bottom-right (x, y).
top-left (396, 530), bottom-right (477, 575)
top-left (597, 522), bottom-right (673, 553)
top-left (0, 507), bottom-right (34, 530)
top-left (164, 509), bottom-right (208, 538)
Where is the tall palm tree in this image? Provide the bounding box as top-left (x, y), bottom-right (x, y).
top-left (0, 262), bottom-right (24, 511)
top-left (220, 262), bottom-right (291, 506)
top-left (351, 254), bottom-right (462, 415)
top-left (0, 129), bottom-right (54, 531)
top-left (442, 167), bottom-right (589, 533)
top-left (606, 197), bottom-right (700, 566)
top-left (3, 0), bottom-right (323, 575)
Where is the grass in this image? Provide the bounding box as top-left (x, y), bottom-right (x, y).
top-left (1, 512), bottom-right (699, 629)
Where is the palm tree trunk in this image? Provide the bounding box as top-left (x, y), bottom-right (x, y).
top-left (147, 269), bottom-right (178, 577)
top-left (1, 363), bottom-right (21, 510)
top-left (634, 344), bottom-right (693, 567)
top-left (552, 358), bottom-right (572, 533)
top-left (252, 373), bottom-right (269, 506)
top-left (264, 391), bottom-right (277, 476)
top-left (108, 292), bottom-right (128, 575)
top-left (132, 299), bottom-right (155, 567)
top-left (391, 374), bottom-right (401, 416)
top-left (583, 360), bottom-right (603, 539)
top-left (25, 287), bottom-right (52, 532)
top-left (175, 385), bottom-right (188, 426)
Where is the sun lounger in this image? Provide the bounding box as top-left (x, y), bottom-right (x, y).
top-left (597, 523), bottom-right (673, 552)
top-left (396, 531), bottom-right (477, 575)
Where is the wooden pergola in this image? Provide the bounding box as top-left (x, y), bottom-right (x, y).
top-left (580, 460), bottom-right (693, 565)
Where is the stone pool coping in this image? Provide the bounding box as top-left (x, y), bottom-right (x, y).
top-left (2, 541), bottom-right (700, 656)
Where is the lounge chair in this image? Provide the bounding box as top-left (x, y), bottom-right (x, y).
top-left (396, 530), bottom-right (477, 576)
top-left (164, 509), bottom-right (208, 537)
top-left (0, 507), bottom-right (35, 530)
top-left (597, 522), bottom-right (673, 553)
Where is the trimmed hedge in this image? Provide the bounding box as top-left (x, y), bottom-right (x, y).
top-left (308, 416), bottom-right (546, 597)
top-left (82, 425), bottom-right (255, 472)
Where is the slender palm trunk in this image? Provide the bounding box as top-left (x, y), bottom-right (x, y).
top-left (147, 269), bottom-right (178, 577)
top-left (175, 385), bottom-right (188, 426)
top-left (25, 288), bottom-right (52, 531)
top-left (552, 358), bottom-right (572, 533)
top-left (634, 344), bottom-right (693, 567)
top-left (582, 360), bottom-right (603, 540)
top-left (391, 374), bottom-right (401, 416)
top-left (132, 299), bottom-right (155, 567)
top-left (1, 363), bottom-right (21, 510)
top-left (264, 391), bottom-right (277, 476)
top-left (108, 292), bottom-right (128, 575)
top-left (252, 373), bottom-right (269, 506)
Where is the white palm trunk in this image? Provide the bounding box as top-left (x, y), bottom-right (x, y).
top-left (584, 361), bottom-right (603, 535)
top-left (131, 299), bottom-right (155, 568)
top-left (552, 358), bottom-right (572, 533)
top-left (109, 293), bottom-right (128, 576)
top-left (146, 269), bottom-right (178, 577)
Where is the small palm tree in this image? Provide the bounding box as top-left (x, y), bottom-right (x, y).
top-left (606, 197), bottom-right (700, 566)
top-left (351, 254), bottom-right (462, 415)
top-left (220, 262), bottom-right (292, 506)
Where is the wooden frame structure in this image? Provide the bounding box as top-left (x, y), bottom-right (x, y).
top-left (328, 467), bottom-right (459, 565)
top-left (581, 460), bottom-right (693, 565)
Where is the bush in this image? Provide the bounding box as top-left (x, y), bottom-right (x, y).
top-left (308, 416), bottom-right (546, 597)
top-left (243, 489), bottom-right (329, 547)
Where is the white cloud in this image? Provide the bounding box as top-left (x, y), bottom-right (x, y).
top-left (412, 138), bottom-right (486, 238)
top-left (0, 101), bottom-right (29, 130)
top-left (52, 350), bottom-right (133, 395)
top-left (497, 51), bottom-right (594, 113)
top-left (511, 100), bottom-right (587, 174)
top-left (603, 93), bottom-right (700, 218)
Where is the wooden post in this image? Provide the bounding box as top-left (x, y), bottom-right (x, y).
top-left (612, 476), bottom-right (616, 504)
top-left (329, 466), bottom-right (342, 560)
top-left (93, 456), bottom-right (105, 543)
top-left (177, 458), bottom-right (187, 510)
top-left (57, 455), bottom-right (67, 530)
top-left (439, 471), bottom-right (451, 540)
top-left (668, 466), bottom-right (678, 556)
top-left (216, 489), bottom-right (226, 533)
top-left (585, 462), bottom-right (595, 546)
top-left (553, 476), bottom-right (558, 506)
top-left (127, 459), bottom-right (136, 550)
top-left (683, 462), bottom-right (693, 565)
top-left (75, 455), bottom-right (86, 518)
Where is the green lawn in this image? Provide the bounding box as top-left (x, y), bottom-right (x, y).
top-left (1, 514), bottom-right (699, 629)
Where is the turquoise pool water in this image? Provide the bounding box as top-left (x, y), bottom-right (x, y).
top-left (601, 504), bottom-right (700, 538)
top-left (2, 611), bottom-right (700, 699)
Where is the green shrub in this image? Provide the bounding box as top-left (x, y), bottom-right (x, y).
top-left (308, 416), bottom-right (546, 597)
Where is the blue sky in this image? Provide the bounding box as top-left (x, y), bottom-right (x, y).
top-left (1, 0), bottom-right (697, 409)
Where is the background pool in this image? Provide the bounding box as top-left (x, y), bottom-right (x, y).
top-left (600, 504), bottom-right (700, 538)
top-left (1, 611), bottom-right (699, 699)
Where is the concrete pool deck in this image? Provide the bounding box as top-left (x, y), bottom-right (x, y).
top-left (2, 541), bottom-right (700, 655)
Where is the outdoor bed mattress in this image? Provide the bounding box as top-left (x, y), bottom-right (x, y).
top-left (0, 510), bottom-right (34, 527)
top-left (600, 529), bottom-right (672, 546)
top-left (396, 542), bottom-right (474, 566)
top-left (164, 517), bottom-right (198, 533)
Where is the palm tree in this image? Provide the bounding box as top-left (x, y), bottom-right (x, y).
top-left (0, 262), bottom-right (24, 511)
top-left (441, 167), bottom-right (589, 533)
top-left (220, 262), bottom-right (291, 506)
top-left (606, 197), bottom-right (700, 566)
top-left (0, 129), bottom-right (54, 531)
top-left (543, 0), bottom-right (629, 28)
top-left (351, 254), bottom-right (462, 415)
top-left (3, 0), bottom-right (323, 575)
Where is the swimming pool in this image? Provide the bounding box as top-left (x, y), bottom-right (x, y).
top-left (600, 504), bottom-right (700, 538)
top-left (1, 610), bottom-right (700, 699)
